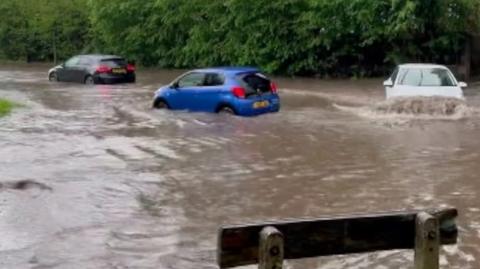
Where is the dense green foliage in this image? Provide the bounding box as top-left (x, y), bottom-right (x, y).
top-left (1, 0), bottom-right (479, 76)
top-left (0, 0), bottom-right (89, 62)
top-left (0, 99), bottom-right (15, 117)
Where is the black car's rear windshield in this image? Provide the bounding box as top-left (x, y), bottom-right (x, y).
top-left (236, 73), bottom-right (273, 96)
top-left (100, 58), bottom-right (127, 68)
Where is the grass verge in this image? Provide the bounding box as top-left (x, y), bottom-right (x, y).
top-left (0, 98), bottom-right (16, 117)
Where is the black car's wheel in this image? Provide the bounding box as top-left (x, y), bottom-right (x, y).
top-left (153, 99), bottom-right (169, 109)
top-left (218, 106), bottom-right (235, 115)
top-left (84, 76), bottom-right (95, 85)
top-left (49, 72), bottom-right (58, 82)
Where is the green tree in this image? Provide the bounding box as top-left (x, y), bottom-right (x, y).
top-left (2, 0), bottom-right (479, 76)
top-left (0, 0), bottom-right (90, 62)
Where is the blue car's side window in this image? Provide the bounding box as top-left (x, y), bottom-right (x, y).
top-left (204, 73), bottom-right (224, 87)
top-left (177, 73), bottom-right (205, 88)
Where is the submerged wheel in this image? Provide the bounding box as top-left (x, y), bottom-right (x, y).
top-left (153, 99), bottom-right (169, 109)
top-left (49, 72), bottom-right (58, 82)
top-left (84, 76), bottom-right (95, 85)
top-left (218, 106), bottom-right (235, 115)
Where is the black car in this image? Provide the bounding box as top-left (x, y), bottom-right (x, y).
top-left (48, 54), bottom-right (136, 85)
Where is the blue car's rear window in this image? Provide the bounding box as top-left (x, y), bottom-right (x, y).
top-left (236, 73), bottom-right (272, 96)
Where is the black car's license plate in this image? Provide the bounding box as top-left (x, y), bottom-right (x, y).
top-left (112, 68), bottom-right (127, 74)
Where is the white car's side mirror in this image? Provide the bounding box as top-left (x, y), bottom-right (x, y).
top-left (383, 79), bottom-right (393, 87)
top-left (458, 81), bottom-right (468, 88)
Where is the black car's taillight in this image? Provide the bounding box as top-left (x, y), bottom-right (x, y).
top-left (96, 65), bottom-right (111, 73)
top-left (127, 64), bottom-right (136, 72)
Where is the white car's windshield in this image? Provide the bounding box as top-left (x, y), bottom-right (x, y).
top-left (398, 68), bottom-right (456, 87)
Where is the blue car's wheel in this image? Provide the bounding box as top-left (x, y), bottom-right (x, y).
top-left (153, 99), bottom-right (169, 109)
top-left (218, 106), bottom-right (235, 115)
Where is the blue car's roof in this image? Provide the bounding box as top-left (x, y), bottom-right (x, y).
top-left (192, 66), bottom-right (260, 75)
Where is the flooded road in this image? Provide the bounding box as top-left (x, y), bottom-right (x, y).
top-left (1, 63), bottom-right (480, 269)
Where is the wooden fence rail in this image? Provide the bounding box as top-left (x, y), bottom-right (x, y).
top-left (217, 208), bottom-right (458, 269)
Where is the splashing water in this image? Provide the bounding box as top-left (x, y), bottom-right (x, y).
top-left (375, 97), bottom-right (466, 116)
top-left (334, 97), bottom-right (480, 124)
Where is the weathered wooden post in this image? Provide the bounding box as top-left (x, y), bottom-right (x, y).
top-left (259, 226), bottom-right (284, 269)
top-left (414, 212), bottom-right (440, 269)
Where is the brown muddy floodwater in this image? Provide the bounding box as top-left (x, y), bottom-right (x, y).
top-left (1, 63), bottom-right (480, 269)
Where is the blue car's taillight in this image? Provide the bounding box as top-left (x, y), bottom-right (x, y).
top-left (270, 82), bottom-right (278, 94)
top-left (231, 86), bottom-right (246, 99)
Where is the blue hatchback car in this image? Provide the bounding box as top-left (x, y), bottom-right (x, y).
top-left (152, 67), bottom-right (280, 116)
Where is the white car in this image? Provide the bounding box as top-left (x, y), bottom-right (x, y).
top-left (384, 64), bottom-right (467, 100)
